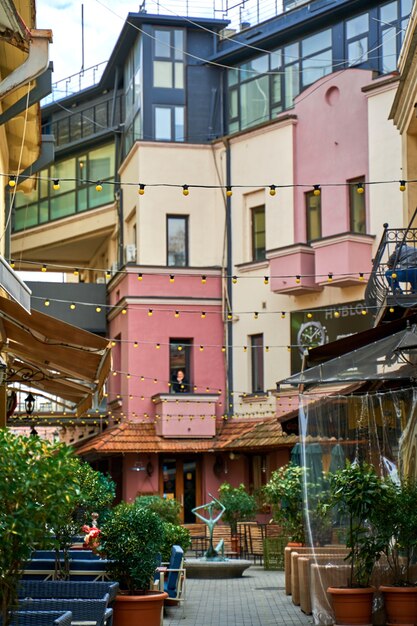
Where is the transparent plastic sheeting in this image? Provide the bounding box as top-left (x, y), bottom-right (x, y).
top-left (297, 388), bottom-right (417, 626)
top-left (283, 324), bottom-right (417, 386)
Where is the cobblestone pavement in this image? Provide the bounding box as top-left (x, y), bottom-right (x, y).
top-left (164, 566), bottom-right (314, 626)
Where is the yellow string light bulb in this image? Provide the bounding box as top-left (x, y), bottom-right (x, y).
top-left (137, 273), bottom-right (143, 281)
top-left (96, 181), bottom-right (103, 192)
top-left (307, 312), bottom-right (313, 319)
top-left (201, 311), bottom-right (206, 319)
top-left (281, 311), bottom-right (286, 319)
top-left (264, 276), bottom-right (269, 285)
top-left (295, 275), bottom-right (301, 283)
top-left (121, 308), bottom-right (127, 315)
top-left (334, 311), bottom-right (340, 318)
top-left (328, 273), bottom-right (333, 282)
top-left (105, 270), bottom-right (111, 279)
top-left (361, 309), bottom-right (367, 315)
top-left (201, 275), bottom-right (207, 284)
top-left (226, 186), bottom-right (233, 197)
top-left (53, 179), bottom-right (60, 190)
top-left (140, 376), bottom-right (145, 381)
top-left (138, 184), bottom-right (145, 195)
top-left (174, 310), bottom-right (179, 318)
top-left (9, 260), bottom-right (15, 269)
top-left (199, 345), bottom-right (204, 351)
top-left (41, 264), bottom-right (47, 272)
top-left (232, 276), bottom-right (237, 284)
top-left (243, 346), bottom-right (247, 352)
top-left (399, 180), bottom-right (406, 192)
top-left (8, 176), bottom-right (16, 188)
top-left (269, 185), bottom-right (276, 196)
top-left (313, 185), bottom-right (321, 196)
top-left (44, 299), bottom-right (50, 307)
top-left (74, 268), bottom-right (79, 276)
top-left (134, 341), bottom-right (138, 348)
top-left (359, 272), bottom-right (364, 280)
top-left (221, 346), bottom-right (226, 352)
top-left (156, 343), bottom-right (160, 349)
top-left (182, 184), bottom-right (189, 196)
top-left (96, 306), bottom-right (102, 313)
top-left (227, 312), bottom-right (233, 320)
top-left (111, 340), bottom-right (116, 347)
top-left (70, 303), bottom-right (76, 310)
top-left (356, 183), bottom-right (365, 194)
top-left (177, 345), bottom-right (183, 351)
top-left (169, 274), bottom-right (175, 283)
top-left (148, 309), bottom-right (153, 316)
top-left (265, 346), bottom-right (269, 352)
top-left (389, 307), bottom-right (395, 313)
top-left (254, 312), bottom-right (258, 319)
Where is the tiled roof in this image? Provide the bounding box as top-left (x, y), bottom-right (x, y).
top-left (76, 417), bottom-right (297, 457)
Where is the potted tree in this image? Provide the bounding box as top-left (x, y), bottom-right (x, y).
top-left (320, 461), bottom-right (391, 626)
top-left (0, 430), bottom-right (79, 626)
top-left (100, 500), bottom-right (168, 626)
top-left (376, 476), bottom-right (417, 625)
top-left (263, 463), bottom-right (305, 545)
top-left (218, 483), bottom-right (257, 553)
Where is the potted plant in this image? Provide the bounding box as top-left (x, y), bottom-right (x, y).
top-left (263, 463), bottom-right (305, 545)
top-left (320, 461), bottom-right (391, 625)
top-left (376, 476), bottom-right (417, 625)
top-left (218, 483), bottom-right (257, 553)
top-left (0, 430), bottom-right (79, 626)
top-left (100, 500), bottom-right (168, 626)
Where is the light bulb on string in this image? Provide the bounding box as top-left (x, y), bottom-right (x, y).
top-left (201, 275), bottom-right (207, 284)
top-left (264, 276), bottom-right (269, 285)
top-left (269, 185), bottom-right (276, 196)
top-left (96, 306), bottom-right (102, 313)
top-left (254, 312), bottom-right (258, 319)
top-left (41, 264), bottom-right (47, 272)
top-left (169, 274), bottom-right (175, 283)
top-left (70, 303), bottom-right (76, 310)
top-left (307, 312), bottom-right (313, 319)
top-left (201, 311), bottom-right (206, 319)
top-left (356, 182), bottom-right (365, 194)
top-left (138, 184), bottom-right (145, 195)
top-left (105, 270), bottom-right (111, 279)
top-left (399, 180), bottom-right (406, 192)
top-left (182, 185), bottom-right (189, 196)
top-left (232, 276), bottom-right (237, 284)
top-left (53, 179), bottom-right (60, 190)
top-left (137, 273), bottom-right (143, 281)
top-left (74, 268), bottom-right (79, 276)
top-left (174, 310), bottom-right (179, 318)
top-left (281, 311), bottom-right (286, 319)
top-left (359, 272), bottom-right (364, 280)
top-left (96, 181), bottom-right (103, 192)
top-left (9, 259), bottom-right (15, 269)
top-left (328, 273), bottom-right (333, 282)
top-left (226, 186), bottom-right (233, 197)
top-left (44, 299), bottom-right (50, 307)
top-left (134, 341), bottom-right (138, 348)
top-left (8, 176), bottom-right (16, 188)
top-left (295, 275), bottom-right (301, 284)
top-left (148, 309), bottom-right (153, 316)
top-left (313, 185), bottom-right (321, 196)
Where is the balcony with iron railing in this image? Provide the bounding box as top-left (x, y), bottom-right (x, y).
top-left (365, 224), bottom-right (417, 324)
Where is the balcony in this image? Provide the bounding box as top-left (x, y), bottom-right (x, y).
top-left (267, 244), bottom-right (321, 294)
top-left (311, 233), bottom-right (374, 287)
top-left (152, 393), bottom-right (219, 438)
top-left (365, 226), bottom-right (417, 323)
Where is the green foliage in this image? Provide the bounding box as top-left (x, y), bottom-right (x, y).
top-left (135, 495), bottom-right (181, 524)
top-left (320, 461), bottom-right (392, 587)
top-left (374, 477), bottom-right (417, 585)
top-left (101, 501), bottom-right (165, 594)
top-left (160, 523), bottom-right (191, 562)
top-left (74, 461), bottom-right (116, 526)
top-left (0, 431), bottom-right (79, 626)
top-left (263, 464), bottom-right (305, 543)
top-left (218, 483), bottom-right (257, 534)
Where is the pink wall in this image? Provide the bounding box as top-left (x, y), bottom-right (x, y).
top-left (108, 271), bottom-right (226, 421)
top-left (293, 69), bottom-right (373, 242)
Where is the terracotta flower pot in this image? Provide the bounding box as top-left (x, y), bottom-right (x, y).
top-left (380, 585), bottom-right (417, 626)
top-left (113, 591), bottom-right (168, 626)
top-left (327, 586), bottom-right (375, 625)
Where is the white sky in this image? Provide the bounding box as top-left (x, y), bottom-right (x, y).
top-left (36, 1), bottom-right (140, 83)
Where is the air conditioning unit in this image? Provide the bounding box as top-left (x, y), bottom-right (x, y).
top-left (125, 244), bottom-right (137, 264)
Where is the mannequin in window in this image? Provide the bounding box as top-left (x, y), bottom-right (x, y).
top-left (171, 368), bottom-right (189, 393)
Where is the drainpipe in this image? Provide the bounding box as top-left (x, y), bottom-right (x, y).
top-left (225, 141), bottom-right (234, 418)
top-left (0, 30), bottom-right (53, 101)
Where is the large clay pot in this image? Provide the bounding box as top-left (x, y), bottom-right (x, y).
top-left (113, 591), bottom-right (168, 626)
top-left (380, 585), bottom-right (417, 625)
top-left (327, 586), bottom-right (375, 625)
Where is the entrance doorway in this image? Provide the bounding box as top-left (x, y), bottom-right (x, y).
top-left (161, 457), bottom-right (200, 523)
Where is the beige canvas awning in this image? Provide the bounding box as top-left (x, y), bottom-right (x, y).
top-left (0, 295), bottom-right (111, 416)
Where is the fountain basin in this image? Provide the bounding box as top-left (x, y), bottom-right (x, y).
top-left (185, 558), bottom-right (252, 579)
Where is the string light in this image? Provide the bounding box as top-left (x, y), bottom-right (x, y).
top-left (399, 180), bottom-right (406, 192)
top-left (226, 186), bottom-right (233, 197)
top-left (359, 272), bottom-right (364, 280)
top-left (182, 184), bottom-right (189, 196)
top-left (138, 184), bottom-right (145, 195)
top-left (201, 275), bottom-right (207, 284)
top-left (74, 268), bottom-right (79, 276)
top-left (70, 303), bottom-right (76, 310)
top-left (232, 276), bottom-right (237, 284)
top-left (328, 273), bottom-right (333, 282)
top-left (41, 264), bottom-right (47, 272)
top-left (313, 185), bottom-right (321, 196)
top-left (44, 299), bottom-right (50, 307)
top-left (295, 275), bottom-right (301, 283)
top-left (8, 176), bottom-right (16, 188)
top-left (96, 306), bottom-right (102, 313)
top-left (199, 345), bottom-right (204, 351)
top-left (227, 312), bottom-right (233, 320)
top-left (156, 343), bottom-right (160, 349)
top-left (121, 308), bottom-right (127, 315)
top-left (96, 181), bottom-right (103, 192)
top-left (105, 270), bottom-right (111, 279)
top-left (174, 310), bottom-right (180, 318)
top-left (356, 182), bottom-right (365, 194)
top-left (169, 274), bottom-right (175, 283)
top-left (137, 273), bottom-right (143, 280)
top-left (201, 311), bottom-right (206, 319)
top-left (334, 311), bottom-right (340, 318)
top-left (307, 312), bottom-right (313, 319)
top-left (264, 276), bottom-right (269, 285)
top-left (281, 312), bottom-right (286, 319)
top-left (9, 260), bottom-right (15, 269)
top-left (53, 179), bottom-right (60, 190)
top-left (134, 341), bottom-right (138, 348)
top-left (148, 309), bottom-right (153, 316)
top-left (254, 312), bottom-right (259, 319)
top-left (269, 185), bottom-right (276, 196)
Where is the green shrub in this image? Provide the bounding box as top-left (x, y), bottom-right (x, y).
top-left (135, 495), bottom-right (181, 524)
top-left (218, 483), bottom-right (257, 534)
top-left (161, 523), bottom-right (191, 562)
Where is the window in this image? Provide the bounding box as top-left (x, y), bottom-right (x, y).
top-left (251, 334), bottom-right (264, 393)
top-left (380, 0), bottom-right (412, 73)
top-left (305, 191), bottom-right (321, 241)
top-left (301, 29), bottom-right (332, 87)
top-left (349, 178), bottom-right (366, 233)
top-left (153, 28), bottom-right (184, 89)
top-left (346, 13), bottom-right (369, 66)
top-left (155, 106), bottom-right (185, 141)
top-left (170, 339), bottom-right (192, 393)
top-left (167, 215), bottom-right (188, 266)
top-left (251, 205), bottom-right (266, 261)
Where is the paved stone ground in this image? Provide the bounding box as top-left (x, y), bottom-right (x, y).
top-left (163, 565), bottom-right (314, 626)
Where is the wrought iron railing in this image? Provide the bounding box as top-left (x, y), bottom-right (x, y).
top-left (365, 225), bottom-right (417, 313)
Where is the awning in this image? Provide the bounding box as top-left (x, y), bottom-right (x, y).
top-left (0, 295), bottom-right (111, 416)
top-left (281, 322), bottom-right (417, 386)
